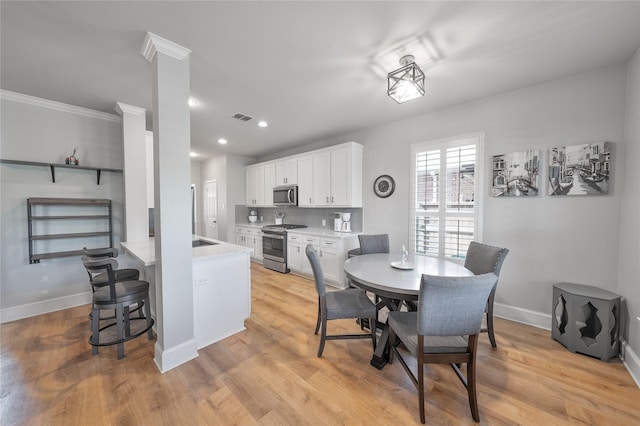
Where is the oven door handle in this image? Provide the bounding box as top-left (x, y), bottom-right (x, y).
top-left (262, 233), bottom-right (285, 240)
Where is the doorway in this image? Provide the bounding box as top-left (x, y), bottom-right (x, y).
top-left (204, 180), bottom-right (219, 240)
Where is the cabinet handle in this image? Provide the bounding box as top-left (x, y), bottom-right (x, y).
top-left (331, 196), bottom-right (334, 203)
top-left (309, 197), bottom-right (312, 204)
top-left (326, 196), bottom-right (329, 203)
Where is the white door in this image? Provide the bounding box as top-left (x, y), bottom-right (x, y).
top-left (205, 180), bottom-right (219, 239)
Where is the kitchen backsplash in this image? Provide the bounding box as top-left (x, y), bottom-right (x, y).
top-left (235, 206), bottom-right (363, 232)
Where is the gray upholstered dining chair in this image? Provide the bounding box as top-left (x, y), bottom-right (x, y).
top-left (464, 241), bottom-right (510, 348)
top-left (357, 234), bottom-right (390, 255)
top-left (82, 257), bottom-right (154, 359)
top-left (305, 244), bottom-right (377, 357)
top-left (388, 273), bottom-right (498, 424)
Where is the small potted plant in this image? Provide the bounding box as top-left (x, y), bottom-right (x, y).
top-left (65, 147), bottom-right (79, 165)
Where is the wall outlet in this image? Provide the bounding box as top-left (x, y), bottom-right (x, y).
top-left (321, 219), bottom-right (326, 227)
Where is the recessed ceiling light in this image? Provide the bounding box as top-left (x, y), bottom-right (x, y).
top-left (218, 138), bottom-right (228, 145)
top-left (258, 120), bottom-right (268, 128)
top-left (190, 152), bottom-right (199, 157)
top-left (188, 97), bottom-right (198, 107)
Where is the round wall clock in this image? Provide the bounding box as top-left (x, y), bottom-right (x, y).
top-left (373, 175), bottom-right (395, 198)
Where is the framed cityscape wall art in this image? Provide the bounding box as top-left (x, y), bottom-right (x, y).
top-left (492, 149), bottom-right (540, 197)
top-left (548, 141), bottom-right (611, 196)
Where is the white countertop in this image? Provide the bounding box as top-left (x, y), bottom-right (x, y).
top-left (288, 227), bottom-right (360, 238)
top-left (235, 223), bottom-right (264, 229)
top-left (121, 235), bottom-right (251, 266)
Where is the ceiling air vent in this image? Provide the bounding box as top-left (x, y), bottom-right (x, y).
top-left (231, 112), bottom-right (254, 122)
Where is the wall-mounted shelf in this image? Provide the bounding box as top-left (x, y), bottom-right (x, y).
top-left (1, 159), bottom-right (122, 185)
top-left (27, 198), bottom-right (113, 264)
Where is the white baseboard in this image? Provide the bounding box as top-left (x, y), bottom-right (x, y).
top-left (494, 302), bottom-right (552, 330)
top-left (153, 339), bottom-right (198, 373)
top-left (621, 339), bottom-right (640, 388)
top-left (0, 291), bottom-right (92, 323)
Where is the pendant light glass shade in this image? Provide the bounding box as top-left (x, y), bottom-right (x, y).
top-left (387, 55), bottom-right (425, 104)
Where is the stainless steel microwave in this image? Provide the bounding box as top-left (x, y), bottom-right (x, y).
top-left (273, 185), bottom-right (298, 206)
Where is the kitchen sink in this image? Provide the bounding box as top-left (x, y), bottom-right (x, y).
top-left (192, 239), bottom-right (218, 247)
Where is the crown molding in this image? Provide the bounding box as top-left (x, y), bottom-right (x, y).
top-left (141, 32), bottom-right (191, 62)
top-left (115, 102), bottom-right (146, 116)
top-left (0, 90), bottom-right (121, 123)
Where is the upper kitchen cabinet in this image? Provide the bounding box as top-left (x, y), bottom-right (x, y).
top-left (245, 141), bottom-right (362, 208)
top-left (308, 142), bottom-right (362, 208)
top-left (246, 164), bottom-right (265, 206)
top-left (275, 158), bottom-right (298, 186)
top-left (329, 144), bottom-right (362, 207)
top-left (246, 163), bottom-right (276, 207)
top-left (263, 163), bottom-right (276, 207)
top-left (297, 155), bottom-right (314, 207)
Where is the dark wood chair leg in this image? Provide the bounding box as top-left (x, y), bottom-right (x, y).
top-left (91, 307), bottom-right (100, 355)
top-left (145, 296), bottom-right (154, 340)
top-left (317, 316), bottom-right (327, 357)
top-left (124, 306), bottom-right (131, 337)
top-left (487, 289), bottom-right (497, 348)
top-left (314, 301), bottom-right (321, 335)
top-left (116, 303), bottom-right (124, 360)
top-left (468, 335), bottom-right (480, 422)
top-left (418, 336), bottom-right (426, 424)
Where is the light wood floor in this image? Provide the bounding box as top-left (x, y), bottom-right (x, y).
top-left (1, 263), bottom-right (639, 425)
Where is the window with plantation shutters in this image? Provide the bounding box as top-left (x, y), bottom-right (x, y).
top-left (410, 133), bottom-right (483, 260)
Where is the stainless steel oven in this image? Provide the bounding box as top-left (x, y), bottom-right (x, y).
top-left (262, 224), bottom-right (307, 273)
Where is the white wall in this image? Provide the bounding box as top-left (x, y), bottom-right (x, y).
top-left (0, 93), bottom-right (124, 321)
top-left (619, 48), bottom-right (640, 377)
top-left (200, 154), bottom-right (254, 243)
top-left (267, 62), bottom-right (629, 329)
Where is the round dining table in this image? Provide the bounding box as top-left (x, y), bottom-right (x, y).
top-left (343, 252), bottom-right (474, 368)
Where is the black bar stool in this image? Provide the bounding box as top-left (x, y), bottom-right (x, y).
top-left (82, 257), bottom-right (154, 359)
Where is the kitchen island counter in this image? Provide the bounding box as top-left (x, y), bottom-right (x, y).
top-left (120, 235), bottom-right (252, 351)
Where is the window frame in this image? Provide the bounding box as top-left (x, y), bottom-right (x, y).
top-left (409, 132), bottom-right (485, 262)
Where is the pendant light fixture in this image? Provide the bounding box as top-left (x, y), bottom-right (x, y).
top-left (387, 54), bottom-right (425, 104)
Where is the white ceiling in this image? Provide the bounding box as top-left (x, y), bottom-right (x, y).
top-left (2, 1), bottom-right (639, 160)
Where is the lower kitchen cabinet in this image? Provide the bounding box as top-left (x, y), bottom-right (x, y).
top-left (287, 230), bottom-right (357, 288)
top-left (235, 225), bottom-right (263, 261)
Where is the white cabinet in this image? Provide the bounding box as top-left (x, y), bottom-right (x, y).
top-left (302, 143), bottom-right (363, 208)
top-left (275, 158), bottom-right (297, 186)
top-left (287, 233), bottom-right (304, 271)
top-left (235, 226), bottom-right (263, 261)
top-left (329, 145), bottom-right (361, 207)
top-left (264, 163), bottom-right (276, 207)
top-left (245, 165), bottom-right (264, 206)
top-left (246, 164), bottom-right (275, 207)
top-left (299, 235), bottom-right (320, 276)
top-left (287, 230), bottom-right (357, 288)
top-left (297, 155), bottom-right (314, 207)
top-left (245, 142), bottom-right (362, 208)
top-left (312, 151), bottom-right (331, 206)
top-left (319, 237), bottom-right (341, 283)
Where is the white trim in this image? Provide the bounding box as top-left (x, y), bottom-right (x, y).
top-left (115, 102), bottom-right (146, 116)
top-left (141, 32), bottom-right (191, 62)
top-left (0, 90), bottom-right (121, 122)
top-left (0, 291), bottom-right (92, 324)
top-left (621, 339), bottom-right (640, 388)
top-left (153, 339), bottom-right (198, 373)
top-left (494, 302), bottom-right (552, 330)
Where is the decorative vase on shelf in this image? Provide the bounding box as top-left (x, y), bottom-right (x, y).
top-left (65, 147), bottom-right (79, 165)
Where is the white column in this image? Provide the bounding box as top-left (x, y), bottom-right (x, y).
top-left (141, 32), bottom-right (197, 372)
top-left (114, 102), bottom-right (148, 243)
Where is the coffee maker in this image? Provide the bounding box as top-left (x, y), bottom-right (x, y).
top-left (334, 212), bottom-right (352, 232)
